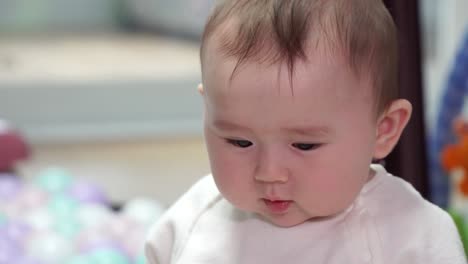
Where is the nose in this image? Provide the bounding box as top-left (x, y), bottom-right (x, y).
top-left (254, 149), bottom-right (289, 183)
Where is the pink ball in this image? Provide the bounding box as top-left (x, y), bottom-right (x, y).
top-left (120, 225), bottom-right (146, 258)
top-left (75, 227), bottom-right (113, 253)
top-left (14, 186), bottom-right (49, 211)
top-left (105, 216), bottom-right (139, 240)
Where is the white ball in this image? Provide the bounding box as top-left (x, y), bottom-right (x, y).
top-left (27, 232), bottom-right (74, 264)
top-left (24, 207), bottom-right (54, 231)
top-left (122, 198), bottom-right (165, 227)
top-left (77, 204), bottom-right (113, 229)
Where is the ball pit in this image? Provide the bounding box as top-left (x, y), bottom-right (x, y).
top-left (0, 168), bottom-right (165, 264)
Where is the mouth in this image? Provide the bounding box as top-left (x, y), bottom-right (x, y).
top-left (262, 199), bottom-right (292, 214)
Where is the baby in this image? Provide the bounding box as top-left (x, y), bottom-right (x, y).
top-left (145, 0), bottom-right (466, 263)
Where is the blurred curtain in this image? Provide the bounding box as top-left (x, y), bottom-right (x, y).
top-left (383, 0), bottom-right (430, 199)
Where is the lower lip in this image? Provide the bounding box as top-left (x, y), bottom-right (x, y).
top-left (263, 199), bottom-right (292, 214)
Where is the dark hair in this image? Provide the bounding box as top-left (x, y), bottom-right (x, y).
top-left (200, 0), bottom-right (398, 115)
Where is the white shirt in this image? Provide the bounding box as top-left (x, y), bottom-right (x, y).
top-left (145, 165), bottom-right (466, 263)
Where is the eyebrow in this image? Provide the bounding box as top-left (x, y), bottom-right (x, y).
top-left (213, 120), bottom-right (251, 131)
top-left (213, 120), bottom-right (330, 136)
top-left (282, 126), bottom-right (331, 137)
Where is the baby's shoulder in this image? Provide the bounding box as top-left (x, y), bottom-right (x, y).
top-left (365, 171), bottom-right (444, 221)
top-left (145, 175), bottom-right (222, 262)
top-left (364, 169), bottom-right (451, 242)
top-left (363, 166), bottom-right (439, 218)
top-left (151, 174), bottom-right (221, 228)
top-left (361, 168), bottom-right (465, 262)
top-left (364, 171), bottom-right (448, 230)
top-left (173, 174), bottom-right (221, 211)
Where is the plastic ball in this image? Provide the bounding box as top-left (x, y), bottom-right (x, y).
top-left (122, 198), bottom-right (165, 227)
top-left (54, 217), bottom-right (82, 238)
top-left (14, 186), bottom-right (49, 211)
top-left (1, 220), bottom-right (32, 243)
top-left (64, 255), bottom-right (92, 264)
top-left (48, 194), bottom-right (79, 217)
top-left (88, 247), bottom-right (130, 264)
top-left (77, 204), bottom-right (113, 229)
top-left (16, 256), bottom-right (44, 264)
top-left (105, 215), bottom-right (138, 240)
top-left (135, 254), bottom-right (147, 264)
top-left (0, 235), bottom-right (23, 264)
top-left (0, 212), bottom-right (7, 226)
top-left (0, 173), bottom-right (22, 201)
top-left (85, 240), bottom-right (126, 254)
top-left (24, 207), bottom-right (54, 231)
top-left (67, 180), bottom-right (109, 206)
top-left (120, 225), bottom-right (146, 258)
top-left (75, 228), bottom-right (115, 254)
top-left (26, 232), bottom-right (74, 264)
top-left (35, 167), bottom-right (73, 194)
top-left (6, 187), bottom-right (48, 220)
top-left (2, 202), bottom-right (24, 219)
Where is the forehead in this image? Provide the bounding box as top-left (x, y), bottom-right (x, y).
top-left (202, 41), bottom-right (373, 105)
top-left (204, 65), bottom-right (374, 136)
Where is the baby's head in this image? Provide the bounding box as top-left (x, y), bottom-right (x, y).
top-left (198, 0), bottom-right (412, 227)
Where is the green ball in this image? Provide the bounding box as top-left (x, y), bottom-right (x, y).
top-left (89, 249), bottom-right (130, 264)
top-left (36, 167), bottom-right (73, 193)
top-left (55, 217), bottom-right (82, 238)
top-left (0, 212), bottom-right (7, 226)
top-left (135, 254), bottom-right (147, 264)
top-left (49, 194), bottom-right (79, 217)
top-left (65, 255), bottom-right (92, 264)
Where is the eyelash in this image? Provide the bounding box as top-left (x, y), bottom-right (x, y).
top-left (226, 139), bottom-right (253, 148)
top-left (226, 139), bottom-right (321, 151)
top-left (291, 143), bottom-right (321, 151)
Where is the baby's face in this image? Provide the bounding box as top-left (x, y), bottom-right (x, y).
top-left (201, 49), bottom-right (378, 227)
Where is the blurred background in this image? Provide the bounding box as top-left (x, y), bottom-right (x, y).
top-left (0, 0), bottom-right (215, 206)
top-left (0, 0), bottom-right (468, 263)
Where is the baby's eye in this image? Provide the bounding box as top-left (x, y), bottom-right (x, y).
top-left (292, 143), bottom-right (321, 151)
top-left (226, 139), bottom-right (253, 148)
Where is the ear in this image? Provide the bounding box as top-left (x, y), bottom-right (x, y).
top-left (197, 83), bottom-right (204, 96)
top-left (373, 99), bottom-right (412, 159)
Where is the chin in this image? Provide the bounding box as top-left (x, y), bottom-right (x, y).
top-left (261, 213), bottom-right (309, 228)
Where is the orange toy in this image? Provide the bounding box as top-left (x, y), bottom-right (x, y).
top-left (441, 118), bottom-right (468, 196)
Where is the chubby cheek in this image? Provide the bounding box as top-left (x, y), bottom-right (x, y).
top-left (297, 170), bottom-right (358, 216)
top-left (298, 141), bottom-right (372, 215)
top-left (204, 131), bottom-right (255, 210)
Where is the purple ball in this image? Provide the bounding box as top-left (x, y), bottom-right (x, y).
top-left (16, 256), bottom-right (43, 264)
top-left (1, 221), bottom-right (32, 243)
top-left (67, 180), bottom-right (108, 206)
top-left (0, 173), bottom-right (22, 201)
top-left (0, 235), bottom-right (23, 263)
